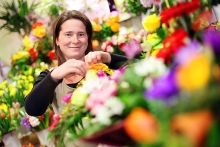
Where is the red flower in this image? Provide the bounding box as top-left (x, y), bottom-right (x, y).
top-left (32, 22), bottom-right (43, 29)
top-left (28, 48), bottom-right (38, 62)
top-left (156, 28), bottom-right (188, 63)
top-left (38, 115), bottom-right (44, 121)
top-left (160, 0), bottom-right (201, 24)
top-left (47, 50), bottom-right (57, 60)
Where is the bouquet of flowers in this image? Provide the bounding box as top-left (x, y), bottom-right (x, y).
top-left (92, 11), bottom-right (120, 42)
top-left (0, 75), bottom-right (34, 108)
top-left (48, 1), bottom-right (220, 147)
top-left (21, 108), bottom-right (53, 132)
top-left (0, 102), bottom-right (22, 139)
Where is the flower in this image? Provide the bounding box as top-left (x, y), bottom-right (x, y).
top-left (124, 107), bottom-right (159, 143)
top-left (32, 22), bottom-right (46, 38)
top-left (142, 14), bottom-right (161, 32)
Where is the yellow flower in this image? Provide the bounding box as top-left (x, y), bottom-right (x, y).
top-left (71, 88), bottom-right (88, 107)
top-left (0, 90), bottom-right (4, 96)
top-left (0, 80), bottom-right (7, 89)
top-left (0, 103), bottom-right (8, 112)
top-left (28, 76), bottom-right (34, 82)
top-left (33, 25), bottom-right (46, 38)
top-left (23, 35), bottom-right (32, 48)
top-left (110, 23), bottom-right (120, 32)
top-left (151, 49), bottom-right (160, 56)
top-left (147, 33), bottom-right (159, 41)
top-left (23, 89), bottom-right (31, 97)
top-left (175, 54), bottom-right (211, 91)
top-left (142, 14), bottom-right (161, 32)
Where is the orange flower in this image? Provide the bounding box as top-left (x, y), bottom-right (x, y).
top-left (89, 63), bottom-right (109, 72)
top-left (93, 24), bottom-right (102, 32)
top-left (171, 110), bottom-right (214, 147)
top-left (93, 17), bottom-right (99, 23)
top-left (92, 40), bottom-right (99, 50)
top-left (110, 23), bottom-right (120, 32)
top-left (124, 107), bottom-right (159, 143)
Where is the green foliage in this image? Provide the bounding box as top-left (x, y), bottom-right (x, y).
top-left (123, 0), bottom-right (151, 16)
top-left (0, 0), bottom-right (39, 37)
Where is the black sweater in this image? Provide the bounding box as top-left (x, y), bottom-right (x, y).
top-left (24, 54), bottom-right (128, 116)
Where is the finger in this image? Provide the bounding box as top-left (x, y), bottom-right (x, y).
top-left (73, 67), bottom-right (85, 76)
top-left (91, 52), bottom-right (98, 64)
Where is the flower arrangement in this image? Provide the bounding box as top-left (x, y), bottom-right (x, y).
top-left (0, 0), bottom-right (39, 37)
top-left (21, 108), bottom-right (53, 132)
top-left (48, 63), bottom-right (115, 146)
top-left (47, 1), bottom-right (220, 147)
top-left (91, 11), bottom-right (120, 43)
top-left (23, 21), bottom-right (55, 63)
top-left (0, 102), bottom-right (22, 139)
top-left (101, 30), bottom-right (145, 57)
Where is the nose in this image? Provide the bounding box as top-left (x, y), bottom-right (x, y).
top-left (71, 34), bottom-right (79, 44)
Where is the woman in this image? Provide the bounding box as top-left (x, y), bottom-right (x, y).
top-left (24, 10), bottom-right (128, 116)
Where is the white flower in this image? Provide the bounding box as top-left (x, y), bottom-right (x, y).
top-left (105, 96), bottom-right (124, 116)
top-left (95, 107), bottom-right (111, 125)
top-left (134, 56), bottom-right (167, 77)
top-left (29, 116), bottom-right (40, 127)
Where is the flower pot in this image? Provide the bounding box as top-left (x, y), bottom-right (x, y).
top-left (35, 128), bottom-right (54, 147)
top-left (2, 130), bottom-right (21, 147)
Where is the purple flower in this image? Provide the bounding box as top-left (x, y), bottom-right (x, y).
top-left (21, 117), bottom-right (31, 129)
top-left (203, 32), bottom-right (220, 56)
top-left (175, 40), bottom-right (201, 65)
top-left (144, 69), bottom-right (179, 101)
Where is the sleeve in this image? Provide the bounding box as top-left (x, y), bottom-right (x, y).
top-left (108, 54), bottom-right (128, 69)
top-left (24, 70), bottom-right (61, 116)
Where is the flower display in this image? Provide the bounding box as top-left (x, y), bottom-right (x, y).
top-left (47, 1), bottom-right (220, 147)
top-left (21, 108), bottom-right (53, 132)
top-left (91, 11), bottom-right (120, 43)
top-left (0, 102), bottom-right (22, 138)
top-left (101, 30), bottom-right (145, 56)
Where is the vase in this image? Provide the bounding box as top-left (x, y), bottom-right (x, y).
top-left (2, 130), bottom-right (21, 147)
top-left (35, 128), bottom-right (55, 147)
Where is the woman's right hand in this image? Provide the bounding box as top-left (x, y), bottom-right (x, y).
top-left (50, 59), bottom-right (87, 82)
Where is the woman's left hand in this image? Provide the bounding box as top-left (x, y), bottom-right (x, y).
top-left (84, 51), bottom-right (111, 67)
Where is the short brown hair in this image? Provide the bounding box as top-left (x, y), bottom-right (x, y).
top-left (51, 10), bottom-right (93, 65)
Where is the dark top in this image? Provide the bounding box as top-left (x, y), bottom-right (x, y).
top-left (24, 54), bottom-right (128, 116)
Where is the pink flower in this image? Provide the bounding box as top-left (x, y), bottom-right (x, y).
top-left (86, 84), bottom-right (117, 115)
top-left (48, 114), bottom-right (61, 131)
top-left (12, 102), bottom-right (20, 108)
top-left (120, 39), bottom-right (143, 58)
top-left (62, 93), bottom-right (72, 104)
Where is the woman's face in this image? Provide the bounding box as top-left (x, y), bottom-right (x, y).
top-left (56, 19), bottom-right (88, 60)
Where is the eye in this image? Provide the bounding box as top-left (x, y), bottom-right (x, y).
top-left (65, 33), bottom-right (72, 37)
top-left (78, 33), bottom-right (86, 38)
